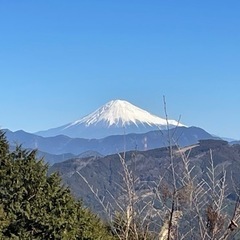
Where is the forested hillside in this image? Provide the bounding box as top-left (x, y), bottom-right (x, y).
top-left (51, 140), bottom-right (240, 239)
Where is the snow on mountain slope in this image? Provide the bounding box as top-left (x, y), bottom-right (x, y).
top-left (66, 100), bottom-right (181, 127)
top-left (36, 100), bottom-right (186, 139)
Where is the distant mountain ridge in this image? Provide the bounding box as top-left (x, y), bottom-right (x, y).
top-left (36, 100), bottom-right (185, 139)
top-left (4, 126), bottom-right (218, 165)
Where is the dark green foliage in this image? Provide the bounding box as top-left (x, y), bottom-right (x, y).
top-left (0, 131), bottom-right (113, 239)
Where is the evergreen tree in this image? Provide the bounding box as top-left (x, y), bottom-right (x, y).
top-left (0, 131), bottom-right (113, 239)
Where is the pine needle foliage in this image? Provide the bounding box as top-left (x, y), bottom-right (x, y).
top-left (0, 131), bottom-right (114, 240)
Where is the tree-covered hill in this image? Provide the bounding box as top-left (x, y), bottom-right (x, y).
top-left (50, 139), bottom-right (240, 239)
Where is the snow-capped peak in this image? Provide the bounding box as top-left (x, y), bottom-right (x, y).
top-left (65, 99), bottom-right (184, 128)
top-left (36, 99), bottom-right (186, 139)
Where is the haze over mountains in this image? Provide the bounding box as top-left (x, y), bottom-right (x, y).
top-left (2, 99), bottom-right (229, 165)
top-left (5, 126), bottom-right (216, 159)
top-left (36, 100), bottom-right (185, 139)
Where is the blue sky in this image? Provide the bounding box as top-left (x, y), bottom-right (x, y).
top-left (0, 1), bottom-right (240, 139)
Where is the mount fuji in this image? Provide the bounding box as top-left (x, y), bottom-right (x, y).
top-left (36, 100), bottom-right (186, 139)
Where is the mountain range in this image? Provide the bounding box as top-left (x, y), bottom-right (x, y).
top-left (2, 99), bottom-right (231, 165)
top-left (4, 126), bottom-right (218, 164)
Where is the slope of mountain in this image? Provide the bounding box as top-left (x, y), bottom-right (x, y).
top-left (4, 126), bottom-right (217, 158)
top-left (49, 139), bottom-right (240, 215)
top-left (36, 100), bottom-right (185, 139)
top-left (5, 130), bottom-right (76, 165)
top-left (230, 140), bottom-right (240, 145)
top-left (37, 151), bottom-right (76, 166)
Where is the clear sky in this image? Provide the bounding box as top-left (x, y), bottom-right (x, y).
top-left (0, 1), bottom-right (240, 139)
